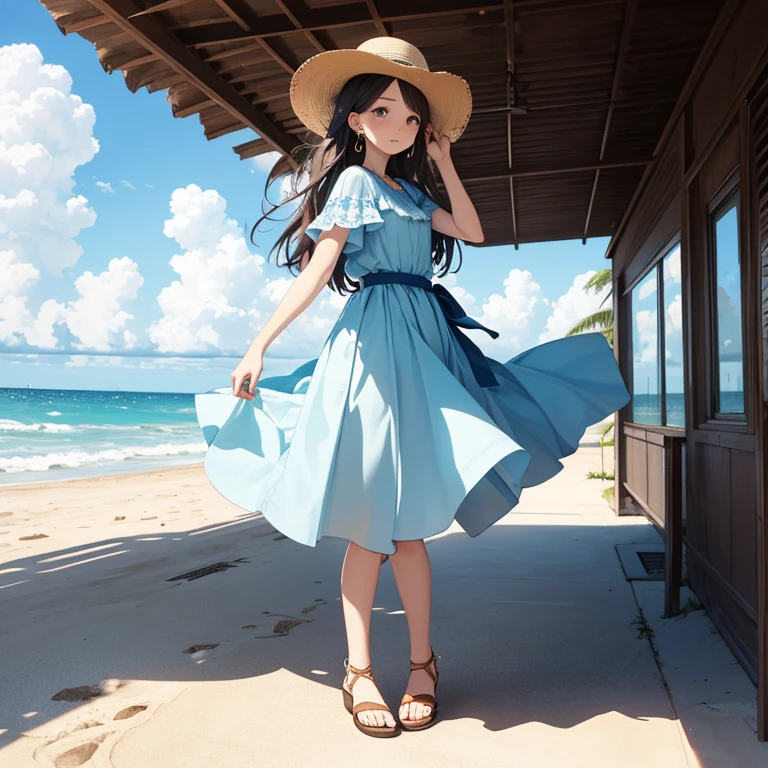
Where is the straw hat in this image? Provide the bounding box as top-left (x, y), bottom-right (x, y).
top-left (289, 37), bottom-right (472, 143)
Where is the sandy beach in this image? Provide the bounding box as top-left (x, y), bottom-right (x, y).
top-left (0, 462), bottom-right (240, 561)
top-left (4, 445), bottom-right (764, 767)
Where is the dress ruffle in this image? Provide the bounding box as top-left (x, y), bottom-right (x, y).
top-left (305, 166), bottom-right (438, 254)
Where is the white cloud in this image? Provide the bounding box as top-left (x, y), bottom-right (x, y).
top-left (0, 43), bottom-right (119, 352)
top-left (666, 293), bottom-right (682, 333)
top-left (18, 257), bottom-right (144, 351)
top-left (120, 179), bottom-right (135, 190)
top-left (147, 183), bottom-right (347, 358)
top-left (634, 308), bottom-right (658, 364)
top-left (251, 151), bottom-right (281, 172)
top-left (0, 249), bottom-right (40, 297)
top-left (538, 270), bottom-right (612, 343)
top-left (0, 43), bottom-right (98, 277)
top-left (95, 180), bottom-right (114, 193)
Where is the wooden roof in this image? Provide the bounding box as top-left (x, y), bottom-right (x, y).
top-left (41, 0), bottom-right (726, 248)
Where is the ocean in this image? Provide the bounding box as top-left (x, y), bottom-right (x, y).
top-left (0, 387), bottom-right (207, 486)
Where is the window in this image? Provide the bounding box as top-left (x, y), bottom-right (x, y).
top-left (663, 245), bottom-right (684, 427)
top-left (710, 201), bottom-right (744, 415)
top-left (630, 240), bottom-right (685, 427)
top-left (632, 269), bottom-right (660, 425)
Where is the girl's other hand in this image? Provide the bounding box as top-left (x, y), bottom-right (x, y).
top-left (231, 348), bottom-right (264, 400)
top-left (425, 124), bottom-right (451, 164)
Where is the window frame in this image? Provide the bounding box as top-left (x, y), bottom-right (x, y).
top-left (706, 169), bottom-right (745, 423)
top-left (627, 234), bottom-right (683, 427)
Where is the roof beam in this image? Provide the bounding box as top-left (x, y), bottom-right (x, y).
top-left (84, 0), bottom-right (299, 158)
top-left (212, 0), bottom-right (302, 74)
top-left (365, 0), bottom-right (389, 37)
top-left (604, 0), bottom-right (744, 259)
top-left (504, 0), bottom-right (519, 249)
top-left (178, 0), bottom-right (503, 46)
top-left (462, 159), bottom-right (649, 184)
top-left (582, 0), bottom-right (638, 244)
top-left (272, 1), bottom-right (327, 53)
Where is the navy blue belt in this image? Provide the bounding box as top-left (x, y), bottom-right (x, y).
top-left (357, 271), bottom-right (499, 387)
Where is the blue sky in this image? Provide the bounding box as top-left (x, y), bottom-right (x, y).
top-left (1, 2), bottom-right (614, 394)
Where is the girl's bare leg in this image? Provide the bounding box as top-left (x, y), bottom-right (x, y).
top-left (340, 541), bottom-right (397, 728)
top-left (389, 538), bottom-right (435, 723)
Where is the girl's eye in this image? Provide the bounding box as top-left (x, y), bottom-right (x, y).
top-left (373, 107), bottom-right (421, 125)
top-left (373, 107), bottom-right (388, 118)
top-left (408, 115), bottom-right (420, 126)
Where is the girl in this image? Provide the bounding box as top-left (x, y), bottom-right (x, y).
top-left (194, 37), bottom-right (630, 738)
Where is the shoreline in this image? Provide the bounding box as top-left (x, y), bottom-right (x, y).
top-left (0, 456), bottom-right (206, 489)
top-left (0, 459), bottom-right (206, 493)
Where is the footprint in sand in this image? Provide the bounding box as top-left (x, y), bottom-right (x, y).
top-left (0, 512), bottom-right (12, 518)
top-left (301, 600), bottom-right (328, 614)
top-left (54, 738), bottom-right (105, 768)
top-left (114, 704), bottom-right (148, 720)
top-left (182, 643), bottom-right (219, 654)
top-left (19, 533), bottom-right (48, 541)
top-left (252, 613), bottom-right (314, 638)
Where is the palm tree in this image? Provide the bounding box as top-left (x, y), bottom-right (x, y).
top-left (566, 269), bottom-right (614, 346)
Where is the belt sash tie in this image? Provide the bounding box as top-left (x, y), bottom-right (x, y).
top-left (357, 271), bottom-right (499, 387)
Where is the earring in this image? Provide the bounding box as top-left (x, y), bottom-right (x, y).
top-left (354, 132), bottom-right (364, 153)
top-left (406, 144), bottom-right (414, 159)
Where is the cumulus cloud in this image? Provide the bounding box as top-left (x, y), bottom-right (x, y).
top-left (0, 43), bottom-right (98, 277)
top-left (251, 151), bottom-right (281, 172)
top-left (0, 44), bottom-right (143, 353)
top-left (95, 180), bottom-right (114, 193)
top-left (147, 183), bottom-right (346, 358)
top-left (538, 270), bottom-right (612, 343)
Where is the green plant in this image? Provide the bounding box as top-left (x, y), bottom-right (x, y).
top-left (566, 269), bottom-right (614, 346)
top-left (587, 470), bottom-right (615, 480)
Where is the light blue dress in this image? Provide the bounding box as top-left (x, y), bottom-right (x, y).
top-left (194, 165), bottom-right (630, 555)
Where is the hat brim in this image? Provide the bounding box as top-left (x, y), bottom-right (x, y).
top-left (289, 49), bottom-right (472, 143)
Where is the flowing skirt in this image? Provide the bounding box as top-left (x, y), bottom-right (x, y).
top-left (195, 285), bottom-right (630, 555)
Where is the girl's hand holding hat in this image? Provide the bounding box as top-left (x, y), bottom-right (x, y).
top-left (425, 124), bottom-right (451, 165)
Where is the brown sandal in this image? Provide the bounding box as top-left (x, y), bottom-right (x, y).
top-left (399, 647), bottom-right (440, 730)
top-left (342, 658), bottom-right (401, 737)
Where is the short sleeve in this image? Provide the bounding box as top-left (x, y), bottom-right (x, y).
top-left (305, 166), bottom-right (384, 254)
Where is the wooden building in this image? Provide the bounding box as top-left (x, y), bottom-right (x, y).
top-left (39, 0), bottom-right (768, 740)
top-left (609, 0), bottom-right (768, 738)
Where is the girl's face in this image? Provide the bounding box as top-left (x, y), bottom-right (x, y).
top-left (347, 79), bottom-right (421, 156)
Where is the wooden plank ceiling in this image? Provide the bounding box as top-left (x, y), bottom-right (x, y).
top-left (40, 0), bottom-right (726, 248)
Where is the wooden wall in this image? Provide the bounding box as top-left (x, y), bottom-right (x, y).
top-left (611, 0), bottom-right (768, 738)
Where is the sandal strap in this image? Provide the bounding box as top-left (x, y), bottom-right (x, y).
top-left (352, 701), bottom-right (393, 716)
top-left (400, 692), bottom-right (436, 707)
top-left (409, 649), bottom-right (439, 685)
top-left (343, 657), bottom-right (375, 690)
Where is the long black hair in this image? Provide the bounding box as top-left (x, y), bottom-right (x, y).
top-left (250, 73), bottom-right (462, 294)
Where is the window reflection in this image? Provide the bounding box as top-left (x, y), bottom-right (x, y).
top-left (632, 269), bottom-right (661, 425)
top-left (663, 245), bottom-right (685, 427)
top-left (713, 205), bottom-right (744, 414)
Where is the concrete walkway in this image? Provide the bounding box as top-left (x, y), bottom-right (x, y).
top-left (1, 445), bottom-right (765, 767)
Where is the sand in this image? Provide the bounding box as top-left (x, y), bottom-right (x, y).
top-left (1, 446), bottom-right (737, 768)
top-left (0, 462), bottom-right (241, 561)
